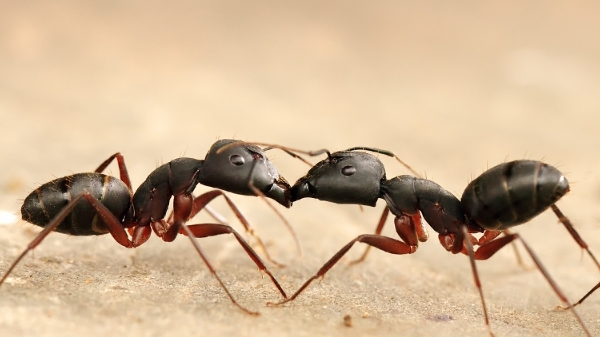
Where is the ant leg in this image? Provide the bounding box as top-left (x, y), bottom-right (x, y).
top-left (467, 232), bottom-right (592, 337)
top-left (349, 207), bottom-right (390, 265)
top-left (179, 223), bottom-right (287, 300)
top-left (177, 224), bottom-right (260, 315)
top-left (202, 205), bottom-right (230, 225)
top-left (166, 200), bottom-right (229, 227)
top-left (502, 230), bottom-right (531, 270)
top-left (0, 193), bottom-right (148, 287)
top-left (460, 226), bottom-right (494, 337)
top-left (0, 194), bottom-right (86, 287)
top-left (477, 230), bottom-right (502, 245)
top-left (267, 234), bottom-right (417, 306)
top-left (349, 210), bottom-right (428, 266)
top-left (478, 230), bottom-right (529, 270)
top-left (81, 193), bottom-right (150, 248)
top-left (168, 190), bottom-right (285, 267)
top-left (562, 281), bottom-right (600, 309)
top-left (94, 153), bottom-right (132, 190)
top-left (551, 205), bottom-right (600, 270)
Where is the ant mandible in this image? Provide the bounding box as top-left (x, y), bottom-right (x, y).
top-left (235, 145), bottom-right (595, 336)
top-left (1, 139), bottom-right (297, 315)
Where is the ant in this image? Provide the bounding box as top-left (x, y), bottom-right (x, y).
top-left (0, 139), bottom-right (299, 315)
top-left (228, 144), bottom-right (595, 336)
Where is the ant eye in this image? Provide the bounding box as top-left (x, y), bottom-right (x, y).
top-left (341, 165), bottom-right (356, 176)
top-left (229, 154), bottom-right (245, 166)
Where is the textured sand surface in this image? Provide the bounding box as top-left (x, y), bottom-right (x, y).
top-left (1, 1), bottom-right (599, 336)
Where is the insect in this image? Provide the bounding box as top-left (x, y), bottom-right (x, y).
top-left (0, 139), bottom-right (296, 315)
top-left (256, 148), bottom-right (595, 336)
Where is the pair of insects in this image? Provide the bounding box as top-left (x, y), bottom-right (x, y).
top-left (1, 139), bottom-right (597, 336)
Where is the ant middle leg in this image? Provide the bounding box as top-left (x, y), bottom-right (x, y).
top-left (153, 193), bottom-right (287, 315)
top-left (166, 190), bottom-right (285, 267)
top-left (178, 223), bottom-right (288, 300)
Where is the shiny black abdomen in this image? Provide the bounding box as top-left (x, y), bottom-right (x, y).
top-left (21, 173), bottom-right (132, 236)
top-left (461, 160), bottom-right (569, 231)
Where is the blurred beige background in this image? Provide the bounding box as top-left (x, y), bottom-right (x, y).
top-left (1, 1), bottom-right (599, 336)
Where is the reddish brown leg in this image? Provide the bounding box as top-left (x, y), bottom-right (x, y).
top-left (167, 189), bottom-right (284, 267)
top-left (350, 211), bottom-right (425, 265)
top-left (497, 229), bottom-right (531, 270)
top-left (178, 224), bottom-right (259, 315)
top-left (464, 232), bottom-right (592, 337)
top-left (1, 194), bottom-right (85, 287)
top-left (156, 193), bottom-right (195, 243)
top-left (0, 193), bottom-right (149, 287)
top-left (348, 207), bottom-right (390, 265)
top-left (267, 234), bottom-right (417, 306)
top-left (179, 223), bottom-right (287, 300)
top-left (459, 226), bottom-right (494, 337)
top-left (551, 204), bottom-right (600, 270)
top-left (167, 198), bottom-right (229, 226)
top-left (562, 281), bottom-right (600, 309)
top-left (94, 153), bottom-right (132, 190)
top-left (82, 194), bottom-right (151, 247)
top-left (167, 195), bottom-right (231, 227)
top-left (156, 194), bottom-right (279, 315)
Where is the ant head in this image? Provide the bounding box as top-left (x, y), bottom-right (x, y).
top-left (291, 151), bottom-right (386, 206)
top-left (197, 139), bottom-right (292, 208)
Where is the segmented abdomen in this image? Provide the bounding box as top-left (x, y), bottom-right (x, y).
top-left (461, 160), bottom-right (569, 230)
top-left (21, 173), bottom-right (131, 236)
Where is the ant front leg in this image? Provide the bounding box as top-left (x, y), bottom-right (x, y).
top-left (177, 224), bottom-right (260, 316)
top-left (462, 230), bottom-right (592, 337)
top-left (178, 223), bottom-right (287, 300)
top-left (157, 194), bottom-right (284, 315)
top-left (268, 217), bottom-right (419, 306)
top-left (348, 207), bottom-right (390, 265)
top-left (165, 190), bottom-right (285, 267)
top-left (350, 210), bottom-right (426, 265)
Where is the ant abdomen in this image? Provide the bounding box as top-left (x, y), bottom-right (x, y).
top-left (21, 173), bottom-right (131, 236)
top-left (461, 160), bottom-right (570, 231)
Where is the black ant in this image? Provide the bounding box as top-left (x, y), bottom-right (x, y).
top-left (226, 144), bottom-right (595, 336)
top-left (0, 139), bottom-right (299, 315)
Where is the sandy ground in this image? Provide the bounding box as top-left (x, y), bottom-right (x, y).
top-left (1, 1), bottom-right (600, 336)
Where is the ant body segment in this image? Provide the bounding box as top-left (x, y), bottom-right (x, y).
top-left (1, 139), bottom-right (296, 315)
top-left (255, 147), bottom-right (595, 336)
